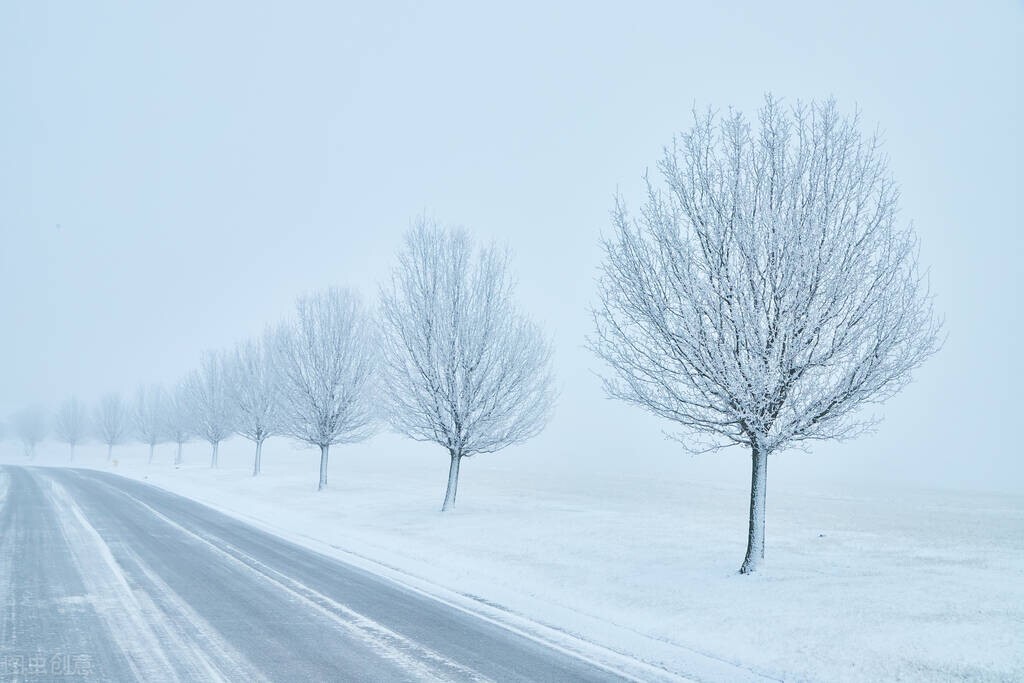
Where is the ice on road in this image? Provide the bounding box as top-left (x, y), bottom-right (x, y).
top-left (0, 465), bottom-right (661, 682)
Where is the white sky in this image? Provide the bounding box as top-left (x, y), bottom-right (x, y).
top-left (1, 1), bottom-right (1021, 492)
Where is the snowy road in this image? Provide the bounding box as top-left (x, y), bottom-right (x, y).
top-left (0, 466), bottom-right (654, 682)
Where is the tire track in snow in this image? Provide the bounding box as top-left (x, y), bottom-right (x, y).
top-left (101, 482), bottom-right (492, 683)
top-left (45, 475), bottom-right (266, 682)
top-left (105, 540), bottom-right (271, 683)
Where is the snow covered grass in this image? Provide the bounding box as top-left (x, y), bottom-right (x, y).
top-left (4, 438), bottom-right (1022, 682)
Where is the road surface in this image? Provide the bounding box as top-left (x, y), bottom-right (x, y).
top-left (0, 465), bottom-right (643, 682)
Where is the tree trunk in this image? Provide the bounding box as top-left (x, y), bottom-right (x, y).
top-left (106, 444), bottom-right (113, 462)
top-left (253, 439), bottom-right (263, 477)
top-left (441, 451), bottom-right (462, 512)
top-left (148, 443), bottom-right (155, 464)
top-left (317, 444), bottom-right (329, 491)
top-left (175, 442), bottom-right (183, 466)
top-left (210, 441), bottom-right (219, 468)
top-left (739, 442), bottom-right (768, 574)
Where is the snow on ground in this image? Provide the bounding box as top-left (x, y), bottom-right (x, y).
top-left (4, 437), bottom-right (1022, 682)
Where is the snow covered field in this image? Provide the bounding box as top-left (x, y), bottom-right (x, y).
top-left (4, 438), bottom-right (1022, 682)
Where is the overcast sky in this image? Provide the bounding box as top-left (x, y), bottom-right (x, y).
top-left (1, 1), bottom-right (1020, 493)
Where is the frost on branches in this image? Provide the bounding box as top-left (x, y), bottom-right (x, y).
top-left (164, 383), bottom-right (194, 466)
top-left (225, 333), bottom-right (282, 477)
top-left (54, 396), bottom-right (89, 462)
top-left (274, 288), bottom-right (377, 491)
top-left (183, 354), bottom-right (237, 468)
top-left (592, 96), bottom-right (941, 574)
top-left (133, 384), bottom-right (166, 465)
top-left (95, 393), bottom-right (129, 462)
top-left (380, 220), bottom-right (555, 511)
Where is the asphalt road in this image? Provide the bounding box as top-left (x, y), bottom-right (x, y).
top-left (0, 465), bottom-right (636, 682)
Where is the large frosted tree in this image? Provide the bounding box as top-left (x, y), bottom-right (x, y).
top-left (380, 220), bottom-right (556, 511)
top-left (275, 288), bottom-right (377, 491)
top-left (184, 353), bottom-right (237, 468)
top-left (226, 334), bottom-right (281, 477)
top-left (54, 396), bottom-right (90, 462)
top-left (95, 393), bottom-right (129, 462)
top-left (592, 96), bottom-right (941, 574)
top-left (133, 384), bottom-right (166, 464)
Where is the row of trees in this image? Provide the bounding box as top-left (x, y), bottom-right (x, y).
top-left (3, 222), bottom-right (556, 510)
top-left (3, 97), bottom-right (941, 573)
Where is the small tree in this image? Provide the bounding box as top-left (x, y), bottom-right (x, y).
top-left (184, 352), bottom-right (237, 468)
top-left (95, 393), bottom-right (129, 462)
top-left (380, 220), bottom-right (556, 511)
top-left (12, 407), bottom-right (47, 458)
top-left (133, 384), bottom-right (166, 464)
top-left (226, 333), bottom-right (281, 476)
top-left (592, 96), bottom-right (941, 574)
top-left (275, 288), bottom-right (377, 491)
top-left (164, 383), bottom-right (193, 466)
top-left (54, 396), bottom-right (90, 462)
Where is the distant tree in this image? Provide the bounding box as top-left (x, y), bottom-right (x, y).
top-left (591, 96), bottom-right (942, 574)
top-left (95, 393), bottom-right (129, 462)
top-left (275, 288), bottom-right (377, 491)
top-left (183, 352), bottom-right (237, 468)
top-left (133, 384), bottom-right (166, 464)
top-left (12, 407), bottom-right (47, 458)
top-left (164, 383), bottom-right (194, 467)
top-left (54, 396), bottom-right (90, 462)
top-left (380, 220), bottom-right (556, 511)
top-left (226, 333), bottom-right (281, 476)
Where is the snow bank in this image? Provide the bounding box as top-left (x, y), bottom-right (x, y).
top-left (4, 437), bottom-right (1022, 682)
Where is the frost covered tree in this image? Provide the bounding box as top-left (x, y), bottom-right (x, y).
top-left (380, 221), bottom-right (556, 511)
top-left (12, 407), bottom-right (47, 458)
top-left (133, 384), bottom-right (166, 464)
top-left (183, 352), bottom-right (237, 468)
top-left (95, 393), bottom-right (129, 462)
top-left (591, 96), bottom-right (941, 574)
top-left (164, 383), bottom-right (194, 466)
top-left (275, 288), bottom-right (377, 491)
top-left (54, 396), bottom-right (90, 462)
top-left (226, 334), bottom-right (281, 477)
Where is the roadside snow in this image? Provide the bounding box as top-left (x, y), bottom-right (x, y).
top-left (5, 437), bottom-right (1023, 682)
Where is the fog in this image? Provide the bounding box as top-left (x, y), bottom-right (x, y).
top-left (1, 1), bottom-right (1020, 493)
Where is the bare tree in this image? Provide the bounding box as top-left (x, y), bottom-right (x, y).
top-left (275, 288), bottom-right (377, 491)
top-left (380, 221), bottom-right (556, 511)
top-left (591, 96), bottom-right (941, 574)
top-left (164, 383), bottom-right (194, 467)
top-left (54, 396), bottom-right (90, 462)
top-left (226, 333), bottom-right (281, 476)
top-left (183, 352), bottom-right (237, 468)
top-left (12, 407), bottom-right (47, 458)
top-left (133, 384), bottom-right (166, 464)
top-left (95, 393), bottom-right (129, 462)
